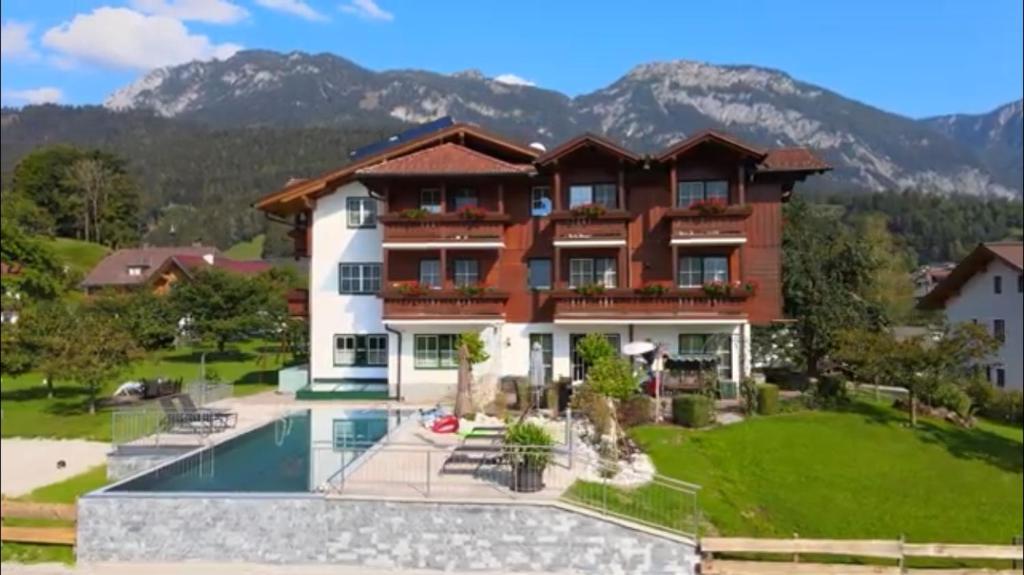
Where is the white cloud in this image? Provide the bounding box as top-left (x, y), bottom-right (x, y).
top-left (129, 0), bottom-right (249, 24)
top-left (255, 0), bottom-right (328, 21)
top-left (2, 87), bottom-right (64, 105)
top-left (1, 20), bottom-right (37, 60)
top-left (494, 74), bottom-right (536, 87)
top-left (339, 0), bottom-right (393, 21)
top-left (41, 7), bottom-right (242, 71)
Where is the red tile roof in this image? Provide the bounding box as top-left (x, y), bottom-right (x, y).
top-left (174, 254), bottom-right (272, 275)
top-left (356, 143), bottom-right (535, 177)
top-left (535, 132), bottom-right (641, 165)
top-left (918, 242), bottom-right (1023, 309)
top-left (759, 148), bottom-right (831, 173)
top-left (82, 247), bottom-right (270, 289)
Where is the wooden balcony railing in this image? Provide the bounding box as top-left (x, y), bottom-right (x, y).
top-left (550, 210), bottom-right (631, 243)
top-left (380, 289), bottom-right (509, 319)
top-left (379, 213), bottom-right (510, 243)
top-left (552, 288), bottom-right (751, 319)
top-left (667, 204), bottom-right (752, 241)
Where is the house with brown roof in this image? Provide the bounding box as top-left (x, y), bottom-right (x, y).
top-left (919, 242), bottom-right (1024, 389)
top-left (254, 120), bottom-right (828, 400)
top-left (81, 246), bottom-right (272, 295)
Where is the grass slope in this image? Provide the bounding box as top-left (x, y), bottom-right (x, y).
top-left (41, 237), bottom-right (109, 275)
top-left (224, 234), bottom-right (265, 261)
top-left (631, 399), bottom-right (1023, 543)
top-left (0, 340), bottom-right (288, 441)
top-left (0, 466), bottom-right (108, 564)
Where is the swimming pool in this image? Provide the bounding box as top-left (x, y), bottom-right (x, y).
top-left (107, 408), bottom-right (406, 493)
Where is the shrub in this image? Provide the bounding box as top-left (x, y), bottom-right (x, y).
top-left (586, 356), bottom-right (639, 401)
top-left (688, 198), bottom-right (728, 215)
top-left (619, 394), bottom-right (655, 428)
top-left (574, 283), bottom-right (607, 297)
top-left (672, 394), bottom-right (714, 428)
top-left (982, 389), bottom-right (1023, 425)
top-left (456, 205), bottom-right (487, 220)
top-left (756, 383), bottom-right (779, 415)
top-left (739, 376), bottom-right (759, 415)
top-left (762, 367), bottom-right (810, 392)
top-left (504, 422), bottom-right (554, 469)
top-left (808, 374), bottom-right (848, 408)
top-left (965, 376), bottom-right (997, 413)
top-left (456, 283), bottom-right (488, 298)
top-left (931, 382), bottom-right (972, 419)
top-left (575, 333), bottom-right (617, 365)
top-left (571, 384), bottom-right (614, 437)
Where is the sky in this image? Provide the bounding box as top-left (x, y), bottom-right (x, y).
top-left (1, 0), bottom-right (1021, 118)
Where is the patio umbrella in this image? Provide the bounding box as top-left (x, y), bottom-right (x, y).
top-left (622, 341), bottom-right (656, 356)
top-left (529, 341), bottom-right (546, 410)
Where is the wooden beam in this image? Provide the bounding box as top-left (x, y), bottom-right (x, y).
top-left (1, 501), bottom-right (77, 522)
top-left (701, 537), bottom-right (902, 559)
top-left (738, 164), bottom-right (747, 205)
top-left (554, 246), bottom-right (562, 290)
top-left (1, 525), bottom-right (77, 546)
top-left (553, 168), bottom-right (563, 211)
top-left (669, 162), bottom-right (678, 207)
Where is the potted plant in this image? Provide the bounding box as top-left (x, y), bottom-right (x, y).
top-left (400, 207), bottom-right (429, 220)
top-left (574, 283), bottom-right (606, 297)
top-left (396, 281), bottom-right (429, 296)
top-left (570, 203), bottom-right (606, 219)
top-left (456, 283), bottom-right (488, 298)
top-left (635, 283), bottom-right (669, 297)
top-left (456, 205), bottom-right (488, 220)
top-left (504, 422), bottom-right (554, 492)
top-left (701, 280), bottom-right (729, 298)
top-left (688, 198), bottom-right (728, 215)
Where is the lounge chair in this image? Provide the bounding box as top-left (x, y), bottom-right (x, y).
top-left (158, 396), bottom-right (234, 434)
top-left (441, 400), bottom-right (535, 473)
top-left (177, 395), bottom-right (237, 430)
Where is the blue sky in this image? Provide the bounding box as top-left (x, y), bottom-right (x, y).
top-left (2, 0), bottom-right (1021, 118)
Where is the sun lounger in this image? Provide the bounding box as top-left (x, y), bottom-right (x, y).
top-left (177, 394), bottom-right (237, 431)
top-left (158, 396), bottom-right (235, 434)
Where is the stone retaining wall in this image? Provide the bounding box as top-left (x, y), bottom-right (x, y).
top-left (78, 496), bottom-right (696, 574)
top-left (106, 446), bottom-right (196, 481)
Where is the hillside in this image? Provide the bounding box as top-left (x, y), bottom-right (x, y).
top-left (41, 237), bottom-right (109, 276)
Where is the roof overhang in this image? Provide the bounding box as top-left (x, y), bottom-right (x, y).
top-left (918, 242), bottom-right (1024, 310)
top-left (535, 133), bottom-right (641, 165)
top-left (658, 130), bottom-right (766, 162)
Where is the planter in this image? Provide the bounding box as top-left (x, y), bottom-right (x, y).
top-left (511, 462), bottom-right (546, 492)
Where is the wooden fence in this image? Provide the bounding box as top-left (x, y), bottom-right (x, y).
top-left (0, 500), bottom-right (77, 546)
top-left (701, 536), bottom-right (1023, 575)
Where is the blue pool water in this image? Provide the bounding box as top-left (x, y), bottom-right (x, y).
top-left (109, 409), bottom-right (403, 493)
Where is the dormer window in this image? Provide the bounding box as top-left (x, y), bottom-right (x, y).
top-left (127, 265), bottom-right (146, 277)
top-left (678, 180), bottom-right (729, 208)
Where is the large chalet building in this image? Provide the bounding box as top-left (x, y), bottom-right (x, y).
top-left (256, 121), bottom-right (829, 400)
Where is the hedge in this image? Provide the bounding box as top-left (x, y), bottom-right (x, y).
top-left (673, 394), bottom-right (714, 428)
top-left (757, 383), bottom-right (779, 415)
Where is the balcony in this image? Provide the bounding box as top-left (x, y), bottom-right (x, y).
top-left (550, 210), bottom-right (631, 246)
top-left (380, 288), bottom-right (509, 321)
top-left (667, 204), bottom-right (752, 246)
top-left (379, 212), bottom-right (510, 247)
top-left (551, 287), bottom-right (751, 321)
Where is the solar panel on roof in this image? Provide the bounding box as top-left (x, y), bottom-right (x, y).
top-left (349, 116), bottom-right (455, 161)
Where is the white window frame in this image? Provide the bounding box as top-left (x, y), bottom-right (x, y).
top-left (419, 259), bottom-right (441, 288)
top-left (338, 263), bottom-right (382, 294)
top-left (569, 257), bottom-right (617, 288)
top-left (569, 258), bottom-right (594, 288)
top-left (451, 188), bottom-right (478, 210)
top-left (568, 183), bottom-right (617, 209)
top-left (346, 197), bottom-right (377, 228)
top-left (414, 334), bottom-right (459, 369)
top-left (420, 188), bottom-right (442, 214)
top-left (677, 180), bottom-right (729, 207)
top-left (453, 259), bottom-right (479, 287)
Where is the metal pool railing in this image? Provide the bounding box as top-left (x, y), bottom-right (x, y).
top-left (318, 440), bottom-right (701, 539)
top-left (111, 408), bottom-right (168, 448)
top-left (184, 381), bottom-right (234, 406)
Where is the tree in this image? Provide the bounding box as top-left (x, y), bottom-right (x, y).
top-left (2, 301), bottom-right (78, 397)
top-left (169, 268), bottom-right (283, 352)
top-left (575, 333), bottom-right (616, 365)
top-left (89, 290), bottom-right (178, 351)
top-left (586, 356), bottom-right (639, 401)
top-left (0, 216), bottom-right (65, 302)
top-left (454, 331), bottom-right (490, 418)
top-left (61, 310), bottom-right (140, 414)
top-left (853, 213), bottom-right (917, 324)
top-left (783, 199), bottom-right (883, 377)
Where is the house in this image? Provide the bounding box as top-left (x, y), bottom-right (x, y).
top-left (918, 242), bottom-right (1023, 390)
top-left (912, 263), bottom-right (956, 300)
top-left (81, 246), bottom-right (272, 295)
top-left (255, 121), bottom-right (829, 400)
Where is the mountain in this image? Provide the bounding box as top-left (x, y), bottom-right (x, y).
top-left (921, 100), bottom-right (1023, 192)
top-left (100, 50), bottom-right (1020, 197)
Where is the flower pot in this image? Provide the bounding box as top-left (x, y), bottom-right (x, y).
top-left (511, 462), bottom-right (546, 492)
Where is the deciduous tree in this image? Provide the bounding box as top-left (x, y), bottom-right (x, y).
top-left (169, 268), bottom-right (283, 352)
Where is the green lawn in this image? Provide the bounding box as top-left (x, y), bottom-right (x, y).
top-left (0, 465), bottom-right (108, 564)
top-left (629, 399), bottom-right (1023, 544)
top-left (224, 234), bottom-right (265, 260)
top-left (41, 237), bottom-right (109, 276)
top-left (0, 340), bottom-right (289, 441)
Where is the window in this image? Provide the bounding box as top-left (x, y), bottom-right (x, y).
top-left (679, 334), bottom-right (733, 381)
top-left (993, 319), bottom-right (1006, 343)
top-left (678, 256), bottom-right (729, 287)
top-left (419, 259), bottom-right (441, 288)
top-left (568, 257), bottom-right (617, 288)
top-left (568, 183), bottom-right (617, 209)
top-left (996, 368), bottom-right (1006, 389)
top-left (127, 265), bottom-right (145, 277)
top-left (531, 186), bottom-right (552, 216)
top-left (527, 258), bottom-right (552, 290)
top-left (346, 197), bottom-right (377, 228)
top-left (453, 259), bottom-right (479, 287)
top-left (451, 188), bottom-right (478, 210)
top-left (677, 180), bottom-right (729, 208)
top-left (414, 334), bottom-right (460, 369)
top-left (333, 334), bottom-right (388, 366)
top-left (1018, 274), bottom-right (1023, 293)
top-left (994, 275), bottom-right (1003, 294)
top-left (528, 333), bottom-right (554, 384)
top-left (338, 263), bottom-right (381, 294)
top-left (420, 189), bottom-right (442, 213)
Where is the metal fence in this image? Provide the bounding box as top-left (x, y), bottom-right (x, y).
top-left (110, 381), bottom-right (234, 448)
top-left (184, 381), bottom-right (234, 406)
top-left (319, 440), bottom-right (701, 539)
top-left (111, 408), bottom-right (168, 448)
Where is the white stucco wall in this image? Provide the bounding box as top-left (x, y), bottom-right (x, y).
top-left (309, 182), bottom-right (387, 389)
top-left (944, 260), bottom-right (1023, 390)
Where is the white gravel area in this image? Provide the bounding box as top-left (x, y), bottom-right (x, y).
top-left (0, 438), bottom-right (109, 497)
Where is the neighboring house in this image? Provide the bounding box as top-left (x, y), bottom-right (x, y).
top-left (912, 263), bottom-right (955, 301)
top-left (918, 242), bottom-right (1024, 390)
top-left (255, 121), bottom-right (829, 401)
top-left (81, 246), bottom-right (272, 294)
